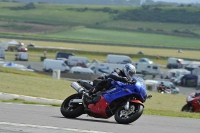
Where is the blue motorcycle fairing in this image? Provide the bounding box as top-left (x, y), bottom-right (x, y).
top-left (102, 77), bottom-right (147, 103)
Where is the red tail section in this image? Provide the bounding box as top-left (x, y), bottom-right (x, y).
top-left (88, 95), bottom-right (110, 118)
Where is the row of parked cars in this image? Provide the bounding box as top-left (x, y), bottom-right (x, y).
top-left (42, 52), bottom-right (162, 76)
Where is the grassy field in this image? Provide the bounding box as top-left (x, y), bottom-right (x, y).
top-left (102, 20), bottom-right (200, 33)
top-left (3, 38), bottom-right (200, 63)
top-left (0, 67), bottom-right (199, 119)
top-left (0, 3), bottom-right (112, 25)
top-left (0, 67), bottom-right (75, 99)
top-left (45, 28), bottom-right (200, 48)
top-left (1, 2), bottom-right (200, 48)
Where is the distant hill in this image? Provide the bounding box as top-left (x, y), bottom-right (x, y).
top-left (3, 0), bottom-right (198, 6)
top-left (7, 0), bottom-right (142, 6)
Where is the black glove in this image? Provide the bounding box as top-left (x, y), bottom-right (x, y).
top-left (128, 80), bottom-right (136, 84)
top-left (121, 77), bottom-right (128, 82)
top-left (98, 74), bottom-right (108, 79)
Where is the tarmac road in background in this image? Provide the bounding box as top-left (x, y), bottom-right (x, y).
top-left (13, 61), bottom-right (43, 71)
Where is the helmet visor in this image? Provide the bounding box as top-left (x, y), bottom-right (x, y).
top-left (128, 70), bottom-right (135, 77)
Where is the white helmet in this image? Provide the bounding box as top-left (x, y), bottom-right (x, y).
top-left (123, 63), bottom-right (136, 80)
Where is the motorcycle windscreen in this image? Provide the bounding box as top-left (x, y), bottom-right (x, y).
top-left (133, 77), bottom-right (147, 102)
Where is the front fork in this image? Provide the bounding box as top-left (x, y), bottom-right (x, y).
top-left (124, 99), bottom-right (144, 110)
top-left (124, 101), bottom-right (130, 110)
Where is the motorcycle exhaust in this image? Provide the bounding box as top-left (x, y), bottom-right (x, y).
top-left (71, 82), bottom-right (84, 93)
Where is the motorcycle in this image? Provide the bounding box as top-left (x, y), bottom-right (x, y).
top-left (157, 85), bottom-right (172, 94)
top-left (181, 92), bottom-right (200, 112)
top-left (60, 77), bottom-right (152, 124)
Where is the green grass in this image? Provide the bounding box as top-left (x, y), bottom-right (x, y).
top-left (45, 28), bottom-right (200, 48)
top-left (0, 66), bottom-right (48, 77)
top-left (0, 67), bottom-right (199, 119)
top-left (3, 37), bottom-right (200, 62)
top-left (0, 3), bottom-right (111, 25)
top-left (0, 98), bottom-right (60, 107)
top-left (143, 109), bottom-right (200, 119)
top-left (102, 20), bottom-right (200, 33)
top-left (0, 2), bottom-right (200, 49)
top-left (0, 67), bottom-right (75, 99)
top-left (0, 23), bottom-right (32, 30)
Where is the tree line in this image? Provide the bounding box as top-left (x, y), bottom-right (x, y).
top-left (115, 6), bottom-right (200, 24)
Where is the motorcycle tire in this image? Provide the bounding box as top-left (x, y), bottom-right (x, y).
top-left (60, 93), bottom-right (84, 118)
top-left (114, 104), bottom-right (144, 124)
top-left (181, 104), bottom-right (194, 112)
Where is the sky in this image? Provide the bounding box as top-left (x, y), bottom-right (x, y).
top-left (153, 0), bottom-right (199, 3)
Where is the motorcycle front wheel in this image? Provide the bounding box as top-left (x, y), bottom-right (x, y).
top-left (181, 104), bottom-right (194, 112)
top-left (114, 103), bottom-right (144, 124)
top-left (60, 93), bottom-right (84, 118)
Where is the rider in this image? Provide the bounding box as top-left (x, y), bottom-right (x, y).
top-left (88, 63), bottom-right (136, 95)
top-left (160, 81), bottom-right (165, 86)
top-left (158, 81), bottom-right (166, 92)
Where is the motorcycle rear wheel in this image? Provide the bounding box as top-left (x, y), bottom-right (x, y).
top-left (114, 104), bottom-right (144, 124)
top-left (181, 104), bottom-right (194, 112)
top-left (60, 93), bottom-right (84, 118)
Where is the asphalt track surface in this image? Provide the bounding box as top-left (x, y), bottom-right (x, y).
top-left (0, 102), bottom-right (200, 133)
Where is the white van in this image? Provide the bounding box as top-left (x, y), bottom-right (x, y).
top-left (106, 54), bottom-right (132, 64)
top-left (133, 62), bottom-right (161, 75)
top-left (168, 69), bottom-right (190, 79)
top-left (68, 56), bottom-right (89, 67)
top-left (43, 59), bottom-right (70, 72)
top-left (185, 61), bottom-right (200, 71)
top-left (0, 49), bottom-right (5, 59)
top-left (145, 80), bottom-right (158, 91)
top-left (167, 58), bottom-right (184, 69)
top-left (0, 41), bottom-right (8, 51)
top-left (15, 52), bottom-right (28, 61)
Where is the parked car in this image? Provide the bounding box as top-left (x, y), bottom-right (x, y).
top-left (27, 43), bottom-right (35, 47)
top-left (68, 56), bottom-right (89, 67)
top-left (106, 54), bottom-right (132, 64)
top-left (70, 66), bottom-right (94, 74)
top-left (55, 52), bottom-right (74, 60)
top-left (138, 58), bottom-right (153, 64)
top-left (173, 75), bottom-right (184, 85)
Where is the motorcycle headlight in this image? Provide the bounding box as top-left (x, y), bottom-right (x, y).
top-left (140, 87), bottom-right (147, 102)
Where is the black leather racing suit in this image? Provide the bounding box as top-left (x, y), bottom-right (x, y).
top-left (91, 68), bottom-right (128, 93)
